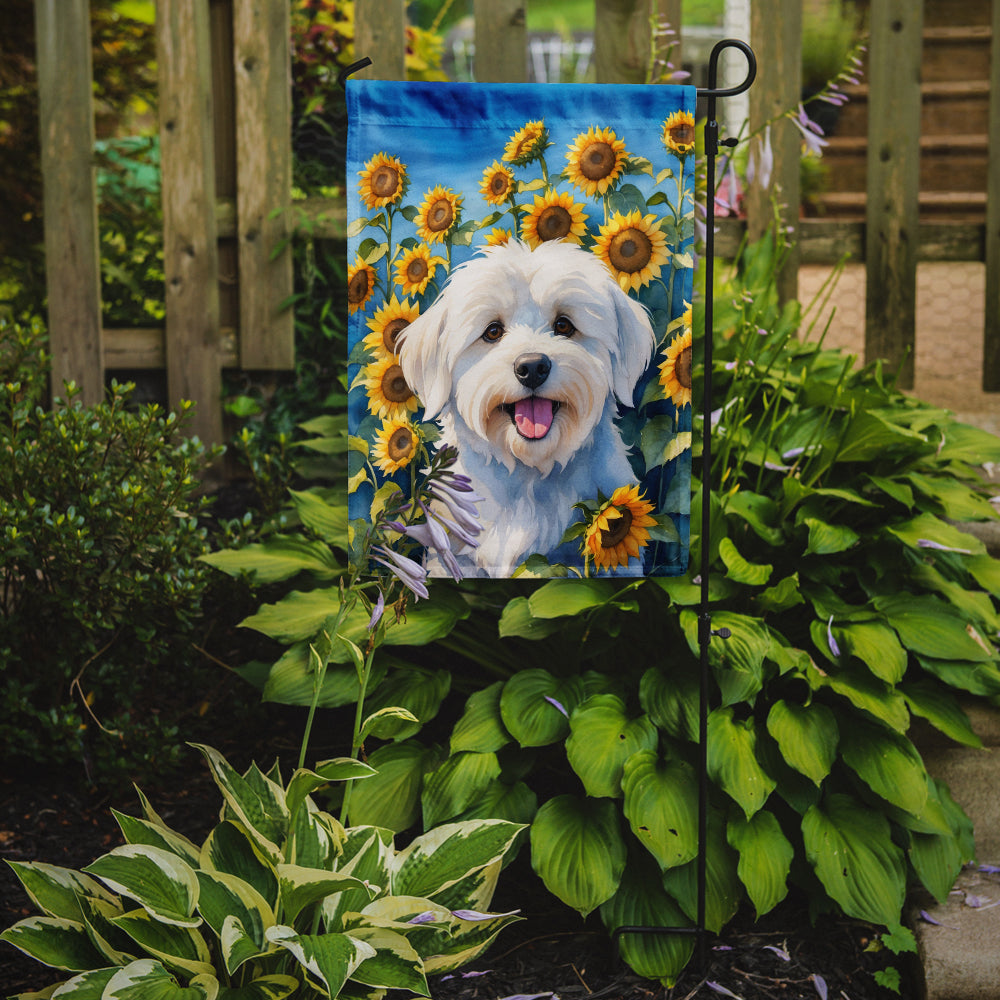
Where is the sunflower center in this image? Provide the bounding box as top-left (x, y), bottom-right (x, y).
top-left (608, 228), bottom-right (652, 273)
top-left (387, 426), bottom-right (414, 461)
top-left (676, 345), bottom-right (693, 389)
top-left (405, 257), bottom-right (429, 284)
top-left (381, 364), bottom-right (413, 403)
top-left (669, 122), bottom-right (696, 148)
top-left (427, 199), bottom-right (454, 233)
top-left (371, 165), bottom-right (400, 198)
top-left (537, 206), bottom-right (573, 241)
top-left (348, 268), bottom-right (371, 304)
top-left (382, 318), bottom-right (410, 353)
top-left (490, 171), bottom-right (510, 197)
top-left (600, 507), bottom-right (633, 549)
top-left (581, 141), bottom-right (616, 180)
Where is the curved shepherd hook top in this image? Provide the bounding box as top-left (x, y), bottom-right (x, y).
top-left (699, 38), bottom-right (757, 100)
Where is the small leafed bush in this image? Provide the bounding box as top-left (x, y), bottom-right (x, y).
top-left (0, 316), bottom-right (218, 782)
top-left (1, 744), bottom-right (524, 998)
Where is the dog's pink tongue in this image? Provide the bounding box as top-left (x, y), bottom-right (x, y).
top-left (514, 397), bottom-right (554, 439)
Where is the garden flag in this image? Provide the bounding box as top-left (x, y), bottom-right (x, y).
top-left (347, 80), bottom-right (696, 579)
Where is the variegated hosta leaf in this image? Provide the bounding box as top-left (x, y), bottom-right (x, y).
top-left (450, 681), bottom-right (511, 754)
top-left (195, 871), bottom-right (274, 974)
top-left (621, 751), bottom-right (699, 871)
top-left (600, 854), bottom-right (694, 987)
top-left (344, 926), bottom-right (429, 995)
top-left (45, 965), bottom-right (118, 997)
top-left (391, 820), bottom-right (525, 901)
top-left (424, 859), bottom-right (502, 916)
top-left (214, 974), bottom-right (299, 1000)
top-left (112, 810), bottom-right (202, 868)
top-left (102, 958), bottom-right (218, 999)
top-left (83, 846), bottom-right (200, 928)
top-left (110, 907), bottom-right (213, 978)
top-left (727, 810), bottom-right (793, 918)
top-left (422, 907), bottom-right (522, 975)
top-left (285, 760), bottom-right (375, 824)
top-left (200, 822), bottom-right (278, 910)
top-left (566, 695), bottom-right (658, 798)
top-left (77, 894), bottom-right (136, 966)
top-left (323, 829), bottom-right (393, 931)
top-left (765, 700), bottom-right (838, 786)
top-left (706, 707), bottom-right (776, 819)
top-left (4, 861), bottom-right (118, 922)
top-left (0, 916), bottom-right (107, 972)
top-left (287, 801), bottom-right (343, 870)
top-left (265, 925), bottom-right (376, 998)
top-left (499, 669), bottom-right (585, 747)
top-left (529, 795), bottom-right (626, 917)
top-left (802, 793), bottom-right (906, 926)
top-left (420, 751), bottom-right (502, 829)
top-left (276, 864), bottom-right (375, 925)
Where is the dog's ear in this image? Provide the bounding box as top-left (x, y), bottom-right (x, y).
top-left (610, 285), bottom-right (656, 406)
top-left (397, 297), bottom-right (451, 419)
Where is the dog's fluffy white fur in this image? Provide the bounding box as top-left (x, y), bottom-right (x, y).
top-left (398, 239), bottom-right (655, 576)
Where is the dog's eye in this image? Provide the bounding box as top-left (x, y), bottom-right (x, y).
top-left (482, 321), bottom-right (504, 343)
top-left (553, 315), bottom-right (576, 337)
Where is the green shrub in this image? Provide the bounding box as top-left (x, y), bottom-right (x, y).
top-left (1, 743), bottom-right (524, 998)
top-left (0, 317), bottom-right (220, 783)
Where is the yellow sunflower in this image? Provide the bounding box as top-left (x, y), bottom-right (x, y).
top-left (358, 152), bottom-right (407, 210)
top-left (520, 190), bottom-right (589, 247)
top-left (662, 110), bottom-right (697, 157)
top-left (393, 245), bottom-right (445, 297)
top-left (659, 311), bottom-right (693, 409)
top-left (502, 120), bottom-right (548, 166)
top-left (593, 210), bottom-right (669, 292)
top-left (480, 161), bottom-right (516, 205)
top-left (484, 227), bottom-right (512, 247)
top-left (415, 185), bottom-right (462, 244)
top-left (584, 485), bottom-right (657, 571)
top-left (565, 126), bottom-right (628, 198)
top-left (347, 256), bottom-right (377, 314)
top-left (363, 295), bottom-right (420, 361)
top-left (361, 354), bottom-right (420, 421)
top-left (372, 417), bottom-right (419, 474)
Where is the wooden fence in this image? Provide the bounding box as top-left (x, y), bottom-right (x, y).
top-left (33, 0), bottom-right (1000, 446)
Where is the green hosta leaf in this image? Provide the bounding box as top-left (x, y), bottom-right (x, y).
top-left (277, 865), bottom-right (374, 925)
top-left (909, 822), bottom-right (966, 905)
top-left (345, 926), bottom-right (428, 994)
top-left (756, 573), bottom-right (805, 614)
top-left (803, 517), bottom-right (859, 556)
top-left (901, 680), bottom-right (982, 748)
top-left (498, 596), bottom-right (564, 638)
top-left (600, 853), bottom-right (694, 987)
top-left (265, 926), bottom-right (375, 998)
top-left (111, 908), bottom-right (214, 978)
top-left (719, 537), bottom-right (772, 586)
top-left (936, 421), bottom-right (1000, 465)
top-left (4, 862), bottom-right (118, 922)
top-left (527, 578), bottom-right (619, 618)
top-left (530, 795), bottom-right (626, 917)
top-left (661, 811), bottom-right (742, 933)
top-left (421, 751), bottom-right (502, 828)
top-left (639, 665), bottom-right (699, 742)
top-left (565, 695), bottom-right (658, 798)
top-left (812, 662), bottom-right (910, 732)
top-left (392, 819), bottom-right (524, 900)
top-left (908, 472), bottom-right (999, 522)
top-left (967, 553), bottom-right (1000, 597)
top-left (835, 410), bottom-right (927, 463)
top-left (216, 975), bottom-right (299, 1000)
top-left (112, 812), bottom-right (201, 868)
top-left (874, 594), bottom-right (995, 662)
top-left (886, 512), bottom-right (985, 556)
top-left (200, 822), bottom-right (278, 910)
top-left (195, 871), bottom-right (273, 974)
top-left (362, 667), bottom-right (451, 740)
top-left (724, 490), bottom-right (784, 546)
top-left (0, 916), bottom-right (107, 971)
top-left (707, 708), bottom-right (776, 818)
top-left (680, 610), bottom-right (770, 706)
top-left (200, 535), bottom-right (340, 584)
top-left (260, 644), bottom-right (385, 709)
top-left (839, 718), bottom-right (929, 817)
top-left (727, 811), bottom-right (793, 917)
top-left (103, 959), bottom-right (218, 999)
top-left (621, 751), bottom-right (699, 870)
top-left (347, 740), bottom-right (441, 832)
top-left (83, 846), bottom-right (200, 928)
top-left (916, 655), bottom-right (1000, 697)
top-left (834, 621), bottom-right (907, 684)
top-left (499, 670), bottom-right (584, 747)
top-left (453, 779), bottom-right (538, 827)
top-left (288, 489), bottom-right (348, 544)
top-left (450, 681), bottom-right (511, 754)
top-left (765, 700), bottom-right (838, 786)
top-left (802, 793), bottom-right (906, 926)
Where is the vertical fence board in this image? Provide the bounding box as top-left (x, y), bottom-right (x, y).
top-left (983, 0), bottom-right (1000, 391)
top-left (654, 0), bottom-right (682, 78)
top-left (746, 0), bottom-right (801, 303)
top-left (34, 0), bottom-right (103, 405)
top-left (157, 0), bottom-right (223, 444)
top-left (233, 0), bottom-right (294, 369)
top-left (354, 0), bottom-right (407, 80)
top-left (474, 0), bottom-right (526, 82)
top-left (594, 0), bottom-right (651, 84)
top-left (864, 0), bottom-right (923, 389)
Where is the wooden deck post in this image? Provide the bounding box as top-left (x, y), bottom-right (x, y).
top-left (864, 0), bottom-right (923, 389)
top-left (157, 0), bottom-right (223, 444)
top-left (474, 0), bottom-right (527, 83)
top-left (983, 0), bottom-right (1000, 391)
top-left (34, 0), bottom-right (104, 405)
top-left (594, 0), bottom-right (652, 84)
top-left (746, 0), bottom-right (801, 305)
top-left (354, 0), bottom-right (407, 80)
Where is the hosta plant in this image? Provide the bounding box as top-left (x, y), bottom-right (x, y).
top-left (1, 744), bottom-right (523, 999)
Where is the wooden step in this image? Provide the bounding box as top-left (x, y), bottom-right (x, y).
top-left (922, 25), bottom-right (993, 83)
top-left (813, 189), bottom-right (987, 222)
top-left (922, 0), bottom-right (992, 28)
top-left (833, 80), bottom-right (991, 137)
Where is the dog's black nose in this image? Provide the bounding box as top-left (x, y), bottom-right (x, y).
top-left (514, 353), bottom-right (551, 389)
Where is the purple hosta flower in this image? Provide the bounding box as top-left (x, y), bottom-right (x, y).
top-left (715, 156), bottom-right (742, 216)
top-left (763, 944), bottom-right (791, 961)
top-left (979, 864), bottom-right (1000, 874)
top-left (544, 695), bottom-right (569, 718)
top-left (407, 911), bottom-right (438, 925)
top-left (371, 545), bottom-right (429, 600)
top-left (425, 473), bottom-right (484, 543)
top-left (367, 590), bottom-right (385, 631)
top-left (790, 103), bottom-right (828, 157)
top-left (452, 908), bottom-right (521, 921)
top-left (811, 974), bottom-right (828, 1000)
top-left (706, 983), bottom-right (742, 999)
top-left (746, 125), bottom-right (774, 191)
top-left (441, 970), bottom-right (493, 981)
top-left (389, 509), bottom-right (463, 581)
top-left (827, 616), bottom-right (842, 658)
top-left (917, 538), bottom-right (973, 555)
